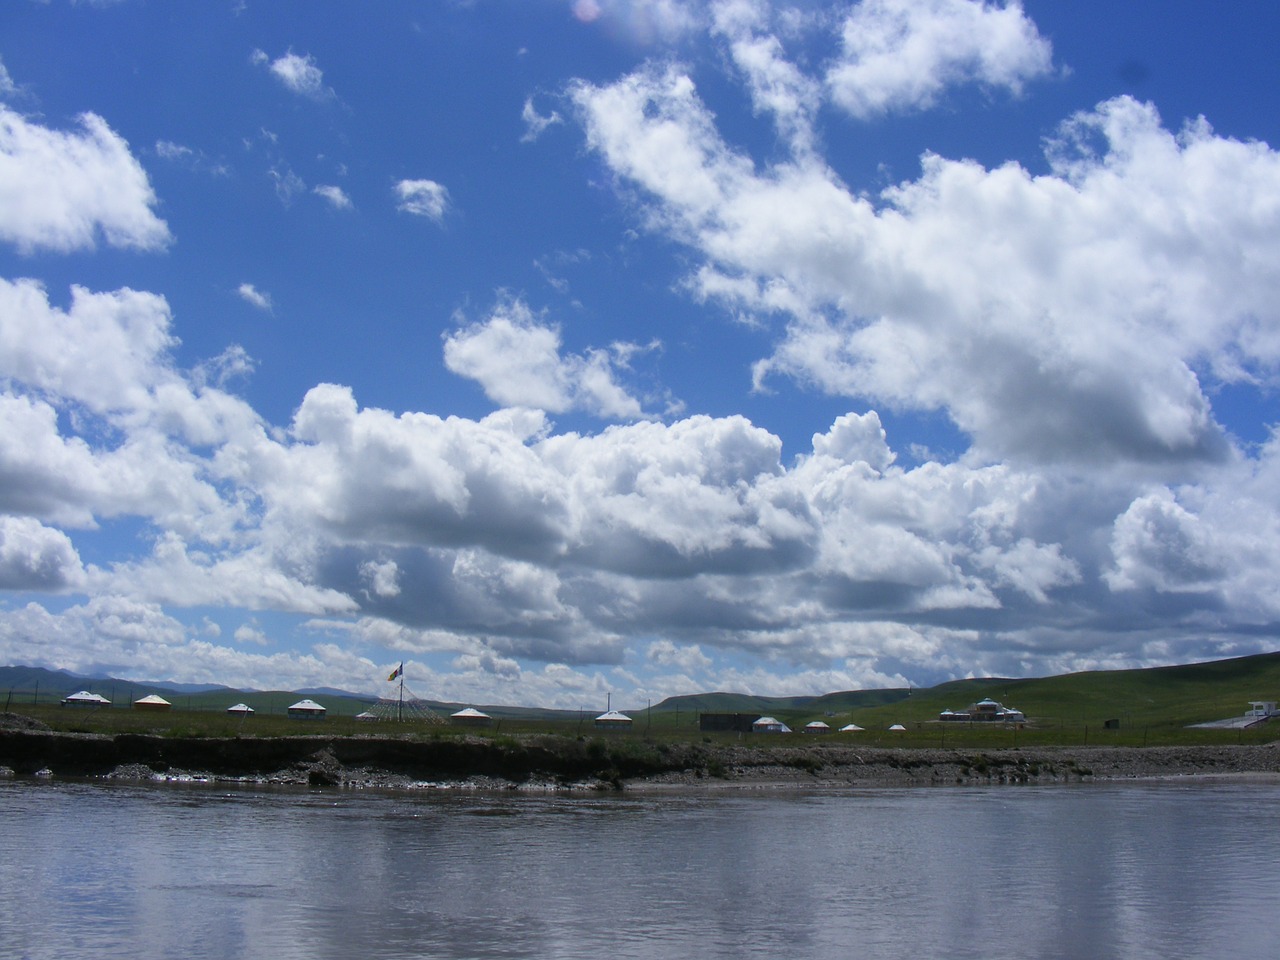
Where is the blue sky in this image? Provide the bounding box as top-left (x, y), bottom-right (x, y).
top-left (4, 0), bottom-right (1280, 709)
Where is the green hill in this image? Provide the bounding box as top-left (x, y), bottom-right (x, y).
top-left (798, 652), bottom-right (1280, 734)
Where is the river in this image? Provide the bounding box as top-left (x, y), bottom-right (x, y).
top-left (1, 777), bottom-right (1275, 959)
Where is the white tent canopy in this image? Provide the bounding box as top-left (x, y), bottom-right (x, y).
top-left (61, 690), bottom-right (110, 706)
top-left (752, 716), bottom-right (791, 733)
top-left (594, 710), bottom-right (633, 725)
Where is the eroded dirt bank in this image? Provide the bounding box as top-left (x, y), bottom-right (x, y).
top-left (3, 716), bottom-right (1278, 791)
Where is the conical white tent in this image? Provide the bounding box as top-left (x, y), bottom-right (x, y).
top-left (752, 716), bottom-right (791, 733)
top-left (368, 678), bottom-right (446, 724)
top-left (450, 707), bottom-right (493, 727)
top-left (287, 698), bottom-right (327, 719)
top-left (61, 690), bottom-right (110, 708)
top-left (839, 723), bottom-right (863, 732)
top-left (594, 709), bottom-right (633, 729)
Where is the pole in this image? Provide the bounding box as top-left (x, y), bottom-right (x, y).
top-left (398, 671), bottom-right (404, 723)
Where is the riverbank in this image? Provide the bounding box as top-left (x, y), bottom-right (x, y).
top-left (3, 715), bottom-right (1279, 790)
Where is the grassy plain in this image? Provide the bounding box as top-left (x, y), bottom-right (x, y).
top-left (4, 651), bottom-right (1280, 752)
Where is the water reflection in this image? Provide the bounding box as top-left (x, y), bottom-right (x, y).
top-left (1, 780), bottom-right (1276, 959)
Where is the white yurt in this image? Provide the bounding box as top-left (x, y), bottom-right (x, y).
top-left (287, 698), bottom-right (327, 720)
top-left (839, 723), bottom-right (864, 732)
top-left (226, 703), bottom-right (255, 716)
top-left (752, 716), bottom-right (791, 734)
top-left (61, 690), bottom-right (111, 708)
top-left (802, 721), bottom-right (831, 734)
top-left (594, 709), bottom-right (633, 730)
top-left (133, 694), bottom-right (172, 712)
top-left (888, 723), bottom-right (907, 732)
top-left (451, 707), bottom-right (493, 727)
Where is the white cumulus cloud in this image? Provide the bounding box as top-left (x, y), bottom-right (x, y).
top-left (0, 105), bottom-right (171, 253)
top-left (313, 184), bottom-right (352, 209)
top-left (826, 0), bottom-right (1054, 118)
top-left (0, 516), bottom-right (85, 591)
top-left (394, 178), bottom-right (449, 221)
top-left (236, 283), bottom-right (273, 312)
top-left (443, 298), bottom-right (650, 420)
top-left (255, 49), bottom-right (331, 100)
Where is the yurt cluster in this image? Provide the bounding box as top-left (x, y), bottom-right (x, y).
top-left (695, 713), bottom-right (907, 735)
top-left (58, 686), bottom-right (503, 725)
top-left (57, 680), bottom-right (1014, 732)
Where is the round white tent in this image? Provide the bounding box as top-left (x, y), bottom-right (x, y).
top-left (594, 709), bottom-right (633, 730)
top-left (61, 690), bottom-right (110, 708)
top-left (451, 707), bottom-right (493, 727)
top-left (752, 716), bottom-right (791, 734)
top-left (287, 698), bottom-right (327, 719)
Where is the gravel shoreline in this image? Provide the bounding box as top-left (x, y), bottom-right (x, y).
top-left (3, 717), bottom-right (1278, 792)
top-left (627, 743), bottom-right (1280, 790)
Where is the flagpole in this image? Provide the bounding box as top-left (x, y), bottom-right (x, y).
top-left (398, 668), bottom-right (404, 723)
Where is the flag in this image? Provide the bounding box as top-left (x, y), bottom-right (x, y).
top-left (388, 663), bottom-right (403, 681)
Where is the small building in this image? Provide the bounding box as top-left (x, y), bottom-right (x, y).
top-left (226, 703), bottom-right (255, 717)
top-left (287, 698), bottom-right (327, 720)
top-left (133, 694), bottom-right (171, 712)
top-left (698, 713), bottom-right (759, 734)
top-left (451, 707), bottom-right (493, 727)
top-left (1247, 701), bottom-right (1278, 718)
top-left (61, 690), bottom-right (111, 708)
top-left (594, 709), bottom-right (633, 731)
top-left (752, 716), bottom-right (791, 734)
top-left (802, 721), bottom-right (831, 734)
top-left (940, 699), bottom-right (1025, 723)
top-left (355, 710), bottom-right (379, 722)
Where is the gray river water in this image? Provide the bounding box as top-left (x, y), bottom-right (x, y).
top-left (1, 777), bottom-right (1276, 959)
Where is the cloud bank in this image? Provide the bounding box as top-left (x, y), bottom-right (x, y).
top-left (2, 1), bottom-right (1280, 706)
